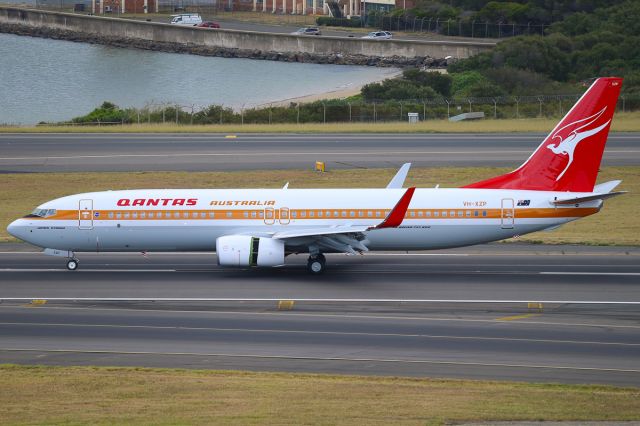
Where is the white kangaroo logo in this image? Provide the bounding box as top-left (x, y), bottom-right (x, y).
top-left (546, 107), bottom-right (610, 181)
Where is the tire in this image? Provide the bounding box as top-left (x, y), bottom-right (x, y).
top-left (66, 259), bottom-right (79, 271)
top-left (307, 258), bottom-right (324, 275)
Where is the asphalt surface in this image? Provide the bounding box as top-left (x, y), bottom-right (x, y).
top-left (1, 246), bottom-right (639, 385)
top-left (1, 132), bottom-right (639, 172)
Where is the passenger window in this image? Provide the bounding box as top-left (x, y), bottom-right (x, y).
top-left (309, 211), bottom-right (315, 218)
top-left (192, 212), bottom-right (198, 218)
top-left (376, 211), bottom-right (381, 217)
top-left (243, 212), bottom-right (249, 218)
top-left (450, 211), bottom-right (455, 217)
top-left (482, 211), bottom-right (487, 217)
top-left (341, 211), bottom-right (347, 217)
top-left (410, 211), bottom-right (415, 217)
top-left (108, 212), bottom-right (114, 219)
top-left (183, 212), bottom-right (189, 218)
top-left (466, 211), bottom-right (471, 217)
top-left (174, 212), bottom-right (179, 218)
top-left (291, 211), bottom-right (297, 218)
top-left (258, 211), bottom-right (263, 218)
top-left (226, 212), bottom-right (232, 218)
top-left (140, 212), bottom-right (146, 219)
top-left (425, 211), bottom-right (431, 217)
top-left (132, 212), bottom-right (138, 219)
top-left (457, 211), bottom-right (463, 217)
top-left (442, 211), bottom-right (447, 217)
top-left (418, 211), bottom-right (423, 217)
top-left (367, 211), bottom-right (373, 217)
top-left (334, 211), bottom-right (339, 217)
top-left (349, 211), bottom-right (355, 217)
top-left (301, 211), bottom-right (306, 218)
top-left (474, 211), bottom-right (479, 217)
top-left (251, 211), bottom-right (257, 218)
top-left (318, 211), bottom-right (323, 217)
top-left (433, 211), bottom-right (438, 217)
top-left (358, 211), bottom-right (363, 217)
top-left (116, 212), bottom-right (122, 219)
top-left (266, 211), bottom-right (273, 218)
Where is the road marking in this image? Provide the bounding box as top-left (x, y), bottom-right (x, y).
top-left (0, 298), bottom-right (639, 304)
top-left (2, 348), bottom-right (639, 374)
top-left (541, 272), bottom-right (640, 276)
top-left (2, 304), bottom-right (639, 329)
top-left (1, 321), bottom-right (637, 346)
top-left (496, 313), bottom-right (540, 321)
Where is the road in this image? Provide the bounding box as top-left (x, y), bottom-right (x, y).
top-left (1, 132), bottom-right (639, 172)
top-left (1, 246), bottom-right (639, 385)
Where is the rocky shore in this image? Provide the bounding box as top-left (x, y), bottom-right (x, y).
top-left (0, 22), bottom-right (449, 68)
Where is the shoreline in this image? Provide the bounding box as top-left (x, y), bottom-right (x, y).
top-left (260, 70), bottom-right (403, 107)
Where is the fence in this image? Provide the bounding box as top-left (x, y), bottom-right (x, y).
top-left (52, 94), bottom-right (639, 126)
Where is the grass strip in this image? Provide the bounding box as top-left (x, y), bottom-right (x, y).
top-left (0, 365), bottom-right (638, 425)
top-left (2, 111), bottom-right (639, 133)
top-left (1, 166), bottom-right (637, 245)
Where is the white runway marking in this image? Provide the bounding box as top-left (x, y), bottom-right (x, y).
top-left (2, 348), bottom-right (639, 374)
top-left (540, 272), bottom-right (640, 276)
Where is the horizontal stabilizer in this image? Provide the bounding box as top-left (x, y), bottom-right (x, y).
top-left (593, 180), bottom-right (621, 193)
top-left (552, 191), bottom-right (627, 205)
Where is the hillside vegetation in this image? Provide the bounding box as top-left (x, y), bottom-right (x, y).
top-left (363, 0), bottom-right (640, 101)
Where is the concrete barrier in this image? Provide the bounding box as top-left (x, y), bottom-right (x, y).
top-left (0, 6), bottom-right (494, 60)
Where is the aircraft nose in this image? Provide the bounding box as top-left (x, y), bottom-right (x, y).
top-left (7, 219), bottom-right (24, 240)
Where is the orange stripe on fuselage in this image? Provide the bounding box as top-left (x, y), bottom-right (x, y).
top-left (28, 207), bottom-right (600, 221)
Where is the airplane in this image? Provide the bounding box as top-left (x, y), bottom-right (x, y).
top-left (7, 77), bottom-right (626, 274)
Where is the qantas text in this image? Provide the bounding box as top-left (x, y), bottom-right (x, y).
top-left (117, 198), bottom-right (198, 207)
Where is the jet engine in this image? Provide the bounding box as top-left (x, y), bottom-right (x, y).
top-left (216, 235), bottom-right (284, 267)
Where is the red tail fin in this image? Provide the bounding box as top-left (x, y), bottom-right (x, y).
top-left (464, 77), bottom-right (622, 192)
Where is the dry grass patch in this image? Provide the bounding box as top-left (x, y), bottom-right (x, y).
top-left (2, 111), bottom-right (639, 133)
top-left (1, 166), bottom-right (637, 245)
top-left (0, 365), bottom-right (638, 425)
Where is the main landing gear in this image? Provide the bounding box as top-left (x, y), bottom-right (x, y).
top-left (66, 258), bottom-right (79, 271)
top-left (307, 253), bottom-right (326, 275)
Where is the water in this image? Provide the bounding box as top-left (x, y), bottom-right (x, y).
top-left (0, 33), bottom-right (397, 124)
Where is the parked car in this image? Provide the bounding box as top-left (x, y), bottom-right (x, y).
top-left (170, 13), bottom-right (203, 26)
top-left (196, 21), bottom-right (220, 29)
top-left (361, 31), bottom-right (393, 40)
top-left (291, 27), bottom-right (322, 36)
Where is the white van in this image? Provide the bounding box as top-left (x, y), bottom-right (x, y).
top-left (170, 14), bottom-right (203, 26)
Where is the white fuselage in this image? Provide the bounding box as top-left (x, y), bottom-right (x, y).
top-left (8, 188), bottom-right (600, 253)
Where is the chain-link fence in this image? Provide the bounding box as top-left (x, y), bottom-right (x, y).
top-left (48, 94), bottom-right (640, 126)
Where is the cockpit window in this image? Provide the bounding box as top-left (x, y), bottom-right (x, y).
top-left (31, 208), bottom-right (56, 217)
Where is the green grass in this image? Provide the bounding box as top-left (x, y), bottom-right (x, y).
top-left (2, 111), bottom-right (640, 133)
top-left (1, 166), bottom-right (637, 245)
top-left (0, 365), bottom-right (638, 425)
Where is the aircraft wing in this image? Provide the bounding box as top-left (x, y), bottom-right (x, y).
top-left (271, 187), bottom-right (416, 254)
top-left (386, 163), bottom-right (411, 189)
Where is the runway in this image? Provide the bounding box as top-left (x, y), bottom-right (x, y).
top-left (1, 246), bottom-right (639, 385)
top-left (1, 132), bottom-right (638, 172)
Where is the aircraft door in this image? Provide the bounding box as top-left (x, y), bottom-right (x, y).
top-left (79, 199), bottom-right (94, 230)
top-left (279, 207), bottom-right (290, 225)
top-left (501, 198), bottom-right (515, 229)
top-left (264, 207), bottom-right (275, 225)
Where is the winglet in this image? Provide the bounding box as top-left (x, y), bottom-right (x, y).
top-left (372, 187), bottom-right (416, 229)
top-left (386, 163), bottom-right (411, 189)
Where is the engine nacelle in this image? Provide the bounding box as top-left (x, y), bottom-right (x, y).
top-left (216, 235), bottom-right (285, 267)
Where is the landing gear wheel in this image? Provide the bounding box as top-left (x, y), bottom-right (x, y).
top-left (307, 256), bottom-right (325, 275)
top-left (316, 253), bottom-right (326, 265)
top-left (66, 259), bottom-right (79, 271)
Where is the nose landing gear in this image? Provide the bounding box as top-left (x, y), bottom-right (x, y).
top-left (66, 258), bottom-right (79, 271)
top-left (307, 253), bottom-right (326, 274)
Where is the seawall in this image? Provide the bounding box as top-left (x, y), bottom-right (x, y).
top-left (0, 6), bottom-right (495, 66)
